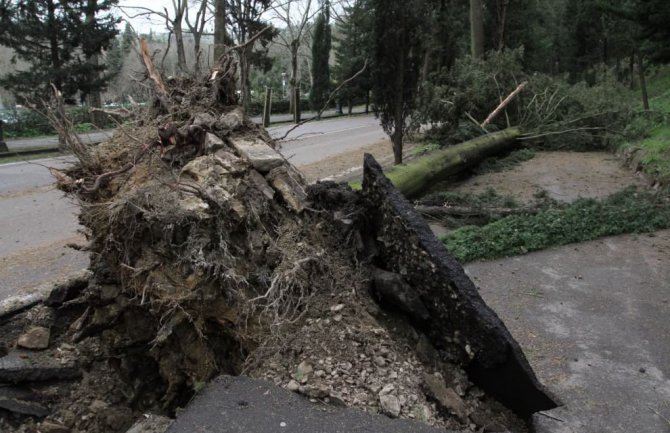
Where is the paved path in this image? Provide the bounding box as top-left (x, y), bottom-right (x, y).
top-left (167, 376), bottom-right (455, 433)
top-left (465, 231), bottom-right (670, 433)
top-left (0, 116), bottom-right (385, 303)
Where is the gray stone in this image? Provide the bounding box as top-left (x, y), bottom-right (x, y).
top-left (247, 170), bottom-right (275, 200)
top-left (231, 137), bottom-right (284, 174)
top-left (0, 386), bottom-right (49, 417)
top-left (0, 350), bottom-right (81, 383)
top-left (125, 414), bottom-right (173, 433)
top-left (217, 108), bottom-right (245, 131)
top-left (44, 272), bottom-right (90, 307)
top-left (298, 384), bottom-right (330, 399)
top-left (286, 379), bottom-right (300, 392)
top-left (372, 268), bottom-right (431, 324)
top-left (204, 133), bottom-right (226, 153)
top-left (379, 394), bottom-right (401, 418)
top-left (39, 420), bottom-right (70, 433)
top-left (266, 166), bottom-right (307, 213)
top-left (192, 113), bottom-right (217, 128)
top-left (415, 334), bottom-right (438, 366)
top-left (422, 373), bottom-right (468, 422)
top-left (17, 326), bottom-right (51, 350)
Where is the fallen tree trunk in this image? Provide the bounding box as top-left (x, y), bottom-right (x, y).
top-left (382, 127), bottom-right (522, 198)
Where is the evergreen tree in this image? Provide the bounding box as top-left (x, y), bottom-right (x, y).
top-left (0, 0), bottom-right (119, 103)
top-left (371, 0), bottom-right (426, 164)
top-left (106, 23), bottom-right (135, 80)
top-left (333, 0), bottom-right (373, 113)
top-left (310, 0), bottom-right (331, 113)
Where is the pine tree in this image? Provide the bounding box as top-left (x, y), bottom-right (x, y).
top-left (106, 22), bottom-right (135, 81)
top-left (0, 0), bottom-right (119, 104)
top-left (333, 0), bottom-right (373, 113)
top-left (310, 0), bottom-right (331, 113)
top-left (371, 0), bottom-right (426, 164)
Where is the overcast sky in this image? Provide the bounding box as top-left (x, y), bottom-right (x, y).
top-left (116, 0), bottom-right (189, 35)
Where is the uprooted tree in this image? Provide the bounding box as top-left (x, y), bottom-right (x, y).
top-left (0, 37), bottom-right (556, 433)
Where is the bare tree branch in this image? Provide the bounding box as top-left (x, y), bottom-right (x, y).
top-left (276, 59), bottom-right (368, 141)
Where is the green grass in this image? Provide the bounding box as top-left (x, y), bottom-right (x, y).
top-left (618, 65), bottom-right (670, 185)
top-left (441, 187), bottom-right (670, 263)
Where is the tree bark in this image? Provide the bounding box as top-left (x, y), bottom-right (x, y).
top-left (381, 128), bottom-right (522, 198)
top-left (289, 40), bottom-right (299, 115)
top-left (85, 0), bottom-right (103, 127)
top-left (214, 0), bottom-right (227, 62)
top-left (173, 1), bottom-right (187, 73)
top-left (636, 48), bottom-right (650, 110)
top-left (470, 0), bottom-right (485, 58)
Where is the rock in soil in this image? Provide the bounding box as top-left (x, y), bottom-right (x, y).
top-left (0, 350), bottom-right (80, 383)
top-left (16, 326), bottom-right (50, 350)
top-left (0, 386), bottom-right (49, 417)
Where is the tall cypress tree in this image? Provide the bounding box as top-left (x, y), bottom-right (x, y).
top-left (333, 0), bottom-right (372, 113)
top-left (310, 0), bottom-right (332, 113)
top-left (371, 0), bottom-right (426, 164)
top-left (0, 0), bottom-right (119, 104)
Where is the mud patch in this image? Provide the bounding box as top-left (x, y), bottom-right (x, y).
top-left (447, 151), bottom-right (645, 204)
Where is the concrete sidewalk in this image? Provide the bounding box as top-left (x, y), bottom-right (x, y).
top-left (465, 230), bottom-right (670, 432)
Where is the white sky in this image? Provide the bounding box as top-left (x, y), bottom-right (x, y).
top-left (116, 0), bottom-right (188, 35)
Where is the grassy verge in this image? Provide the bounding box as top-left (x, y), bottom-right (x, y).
top-left (441, 187), bottom-right (670, 262)
top-left (0, 150), bottom-right (67, 164)
top-left (618, 66), bottom-right (670, 185)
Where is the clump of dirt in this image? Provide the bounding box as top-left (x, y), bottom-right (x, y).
top-left (0, 47), bottom-right (537, 433)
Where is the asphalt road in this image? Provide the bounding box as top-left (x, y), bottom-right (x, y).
top-left (0, 115), bottom-right (385, 302)
top-left (4, 107), bottom-right (368, 152)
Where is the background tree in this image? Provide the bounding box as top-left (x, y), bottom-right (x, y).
top-left (469, 0), bottom-right (484, 57)
top-left (184, 0), bottom-right (210, 75)
top-left (271, 0), bottom-right (320, 113)
top-left (371, 0), bottom-right (426, 164)
top-left (333, 0), bottom-right (372, 113)
top-left (106, 22), bottom-right (135, 80)
top-left (310, 0), bottom-right (331, 113)
top-left (0, 0), bottom-right (119, 104)
top-left (224, 0), bottom-right (276, 108)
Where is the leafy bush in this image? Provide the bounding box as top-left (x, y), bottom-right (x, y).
top-left (417, 49), bottom-right (636, 149)
top-left (441, 187), bottom-right (670, 262)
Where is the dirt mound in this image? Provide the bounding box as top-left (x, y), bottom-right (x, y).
top-left (1, 48), bottom-right (554, 433)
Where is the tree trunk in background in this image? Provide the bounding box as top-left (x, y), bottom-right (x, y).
top-left (239, 48), bottom-right (250, 109)
top-left (214, 0), bottom-right (227, 62)
top-left (636, 48), bottom-right (649, 110)
top-left (85, 0), bottom-right (103, 126)
top-left (173, 1), bottom-right (187, 73)
top-left (87, 54), bottom-right (104, 126)
top-left (289, 40), bottom-right (299, 115)
top-left (470, 0), bottom-right (485, 57)
top-left (629, 52), bottom-right (635, 89)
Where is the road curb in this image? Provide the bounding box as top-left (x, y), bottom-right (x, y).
top-left (0, 269), bottom-right (90, 320)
